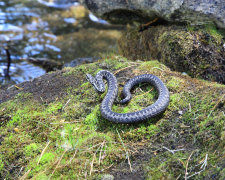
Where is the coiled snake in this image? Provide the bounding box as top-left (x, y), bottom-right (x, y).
top-left (86, 70), bottom-right (170, 123)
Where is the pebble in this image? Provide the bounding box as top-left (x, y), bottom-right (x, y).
top-left (101, 174), bottom-right (114, 180)
top-left (178, 110), bottom-right (183, 115)
top-left (181, 72), bottom-right (188, 76)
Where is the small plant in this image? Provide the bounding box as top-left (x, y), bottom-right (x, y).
top-left (24, 143), bottom-right (40, 157)
top-left (0, 154), bottom-right (4, 172)
top-left (38, 152), bottom-right (55, 165)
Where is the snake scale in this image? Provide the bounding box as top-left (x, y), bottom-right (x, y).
top-left (86, 70), bottom-right (170, 123)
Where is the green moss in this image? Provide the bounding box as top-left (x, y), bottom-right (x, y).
top-left (167, 77), bottom-right (184, 90)
top-left (0, 56), bottom-right (224, 179)
top-left (186, 23), bottom-right (195, 32)
top-left (80, 82), bottom-right (89, 88)
top-left (7, 107), bottom-right (31, 127)
top-left (205, 24), bottom-right (224, 42)
top-left (219, 168), bottom-right (225, 180)
top-left (35, 174), bottom-right (49, 180)
top-left (39, 152), bottom-right (55, 165)
top-left (84, 105), bottom-right (100, 128)
top-left (24, 143), bottom-right (40, 157)
top-left (168, 93), bottom-right (187, 111)
top-left (146, 151), bottom-right (188, 179)
top-left (14, 92), bottom-right (33, 101)
top-left (0, 154), bottom-right (4, 172)
top-left (139, 60), bottom-right (164, 71)
top-left (147, 124), bottom-right (160, 137)
top-left (221, 131), bottom-right (225, 141)
top-left (46, 102), bottom-right (63, 113)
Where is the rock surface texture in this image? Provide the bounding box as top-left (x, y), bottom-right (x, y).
top-left (79, 0), bottom-right (225, 28)
top-left (118, 25), bottom-right (225, 84)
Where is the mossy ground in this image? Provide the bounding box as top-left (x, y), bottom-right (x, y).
top-left (0, 55), bottom-right (224, 179)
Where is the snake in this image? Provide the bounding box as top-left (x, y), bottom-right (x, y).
top-left (86, 70), bottom-right (170, 123)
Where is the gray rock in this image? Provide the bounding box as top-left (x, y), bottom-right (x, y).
top-left (63, 57), bottom-right (100, 68)
top-left (26, 57), bottom-right (63, 72)
top-left (79, 0), bottom-right (225, 28)
top-left (101, 174), bottom-right (114, 180)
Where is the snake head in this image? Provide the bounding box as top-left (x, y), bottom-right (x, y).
top-left (86, 73), bottom-right (105, 93)
top-left (86, 74), bottom-right (94, 84)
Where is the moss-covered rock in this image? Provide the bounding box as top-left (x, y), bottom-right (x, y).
top-left (118, 25), bottom-right (225, 84)
top-left (0, 55), bottom-right (224, 179)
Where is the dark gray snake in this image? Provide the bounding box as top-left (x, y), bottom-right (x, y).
top-left (86, 70), bottom-right (170, 123)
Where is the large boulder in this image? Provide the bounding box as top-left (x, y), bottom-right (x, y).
top-left (79, 0), bottom-right (225, 29)
top-left (118, 25), bottom-right (225, 84)
top-left (0, 56), bottom-right (225, 179)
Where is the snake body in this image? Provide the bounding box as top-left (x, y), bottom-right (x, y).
top-left (86, 70), bottom-right (170, 123)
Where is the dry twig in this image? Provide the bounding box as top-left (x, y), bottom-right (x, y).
top-left (114, 65), bottom-right (137, 75)
top-left (133, 88), bottom-right (153, 99)
top-left (185, 151), bottom-right (195, 180)
top-left (50, 120), bottom-right (80, 124)
top-left (14, 85), bottom-right (23, 90)
top-left (162, 146), bottom-right (185, 154)
top-left (49, 149), bottom-right (68, 179)
top-left (58, 149), bottom-right (77, 169)
top-left (99, 140), bottom-right (106, 165)
top-left (208, 94), bottom-right (225, 118)
top-left (186, 154), bottom-right (208, 179)
top-left (101, 163), bottom-right (114, 172)
top-left (116, 129), bottom-right (132, 172)
top-left (176, 174), bottom-right (181, 180)
top-left (152, 67), bottom-right (164, 71)
top-left (90, 143), bottom-right (102, 175)
top-left (19, 169), bottom-right (31, 180)
top-left (90, 153), bottom-right (96, 176)
top-left (62, 99), bottom-right (71, 110)
top-left (17, 167), bottom-right (24, 178)
top-left (37, 141), bottom-right (51, 165)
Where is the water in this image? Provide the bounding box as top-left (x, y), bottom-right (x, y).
top-left (0, 0), bottom-right (123, 85)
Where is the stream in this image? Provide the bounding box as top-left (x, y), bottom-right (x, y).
top-left (0, 0), bottom-right (123, 85)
